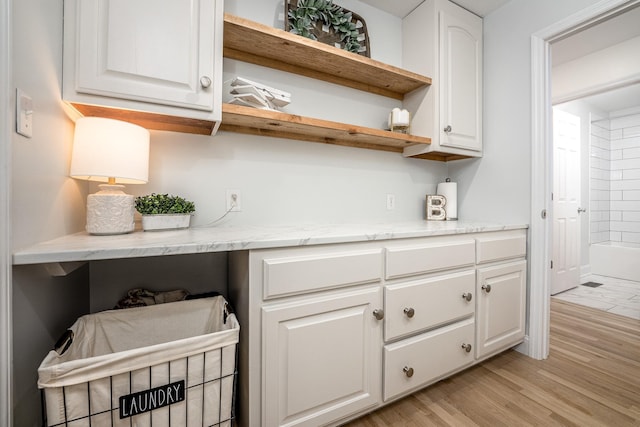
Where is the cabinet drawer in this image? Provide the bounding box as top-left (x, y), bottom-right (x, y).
top-left (476, 233), bottom-right (526, 264)
top-left (262, 249), bottom-right (382, 299)
top-left (383, 318), bottom-right (475, 401)
top-left (384, 270), bottom-right (475, 341)
top-left (385, 240), bottom-right (475, 279)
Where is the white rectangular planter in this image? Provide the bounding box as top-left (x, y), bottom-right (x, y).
top-left (141, 214), bottom-right (192, 231)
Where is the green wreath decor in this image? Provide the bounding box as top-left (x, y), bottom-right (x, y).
top-left (287, 0), bottom-right (364, 54)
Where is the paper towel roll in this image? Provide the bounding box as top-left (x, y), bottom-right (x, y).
top-left (436, 180), bottom-right (457, 220)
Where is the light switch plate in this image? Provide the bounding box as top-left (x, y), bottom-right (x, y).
top-left (16, 88), bottom-right (33, 138)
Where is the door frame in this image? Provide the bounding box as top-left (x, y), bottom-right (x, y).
top-left (0, 0), bottom-right (11, 423)
top-left (529, 0), bottom-right (640, 360)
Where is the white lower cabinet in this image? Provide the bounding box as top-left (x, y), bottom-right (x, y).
top-left (262, 286), bottom-right (382, 427)
top-left (383, 318), bottom-right (475, 401)
top-left (476, 260), bottom-right (527, 359)
top-left (231, 229), bottom-right (527, 427)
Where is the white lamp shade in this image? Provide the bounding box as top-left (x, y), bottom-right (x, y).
top-left (70, 117), bottom-right (150, 184)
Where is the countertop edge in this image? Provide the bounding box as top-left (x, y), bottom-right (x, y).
top-left (13, 222), bottom-right (529, 265)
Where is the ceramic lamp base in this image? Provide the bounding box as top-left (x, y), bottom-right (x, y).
top-left (86, 184), bottom-right (135, 235)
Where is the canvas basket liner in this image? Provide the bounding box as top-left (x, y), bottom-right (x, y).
top-left (37, 296), bottom-right (239, 426)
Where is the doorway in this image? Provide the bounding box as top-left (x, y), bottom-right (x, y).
top-left (529, 0), bottom-right (640, 360)
top-left (551, 89), bottom-right (640, 319)
top-left (548, 5), bottom-right (640, 310)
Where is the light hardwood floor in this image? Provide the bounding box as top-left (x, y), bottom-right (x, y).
top-left (343, 299), bottom-right (640, 426)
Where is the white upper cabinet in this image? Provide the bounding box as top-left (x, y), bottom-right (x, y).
top-left (402, 0), bottom-right (483, 159)
top-left (63, 0), bottom-right (223, 135)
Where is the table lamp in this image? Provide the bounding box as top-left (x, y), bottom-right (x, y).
top-left (70, 117), bottom-right (150, 235)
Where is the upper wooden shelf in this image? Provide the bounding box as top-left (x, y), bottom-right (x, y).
top-left (223, 14), bottom-right (431, 100)
top-left (220, 103), bottom-right (431, 153)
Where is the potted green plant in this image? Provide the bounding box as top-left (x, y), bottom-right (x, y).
top-left (134, 193), bottom-right (196, 231)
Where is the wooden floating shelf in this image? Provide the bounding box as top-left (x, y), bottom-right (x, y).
top-left (70, 103), bottom-right (217, 135)
top-left (220, 103), bottom-right (431, 153)
top-left (407, 151), bottom-right (474, 162)
top-left (223, 14), bottom-right (431, 100)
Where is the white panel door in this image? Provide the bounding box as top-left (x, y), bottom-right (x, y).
top-left (74, 0), bottom-right (215, 110)
top-left (262, 287), bottom-right (382, 427)
top-left (438, 8), bottom-right (482, 151)
top-left (476, 260), bottom-right (527, 359)
top-left (552, 108), bottom-right (581, 295)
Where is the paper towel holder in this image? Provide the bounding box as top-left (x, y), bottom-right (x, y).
top-left (436, 178), bottom-right (458, 220)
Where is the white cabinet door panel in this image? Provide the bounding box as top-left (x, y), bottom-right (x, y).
top-left (263, 287), bottom-right (381, 427)
top-left (74, 0), bottom-right (215, 110)
top-left (476, 260), bottom-right (527, 359)
top-left (439, 8), bottom-right (482, 151)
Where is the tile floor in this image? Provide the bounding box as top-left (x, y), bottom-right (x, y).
top-left (552, 274), bottom-right (640, 320)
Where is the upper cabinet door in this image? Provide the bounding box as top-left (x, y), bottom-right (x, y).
top-left (74, 0), bottom-right (216, 110)
top-left (401, 0), bottom-right (482, 160)
top-left (439, 8), bottom-right (482, 152)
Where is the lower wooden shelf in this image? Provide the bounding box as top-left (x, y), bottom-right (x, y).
top-left (70, 103), bottom-right (217, 135)
top-left (219, 103), bottom-right (431, 154)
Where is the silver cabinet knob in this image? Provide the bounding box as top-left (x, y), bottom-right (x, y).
top-left (462, 292), bottom-right (473, 302)
top-left (200, 76), bottom-right (212, 88)
top-left (482, 284), bottom-right (492, 293)
top-left (444, 125), bottom-right (452, 133)
top-left (403, 366), bottom-right (414, 377)
top-left (403, 307), bottom-right (415, 318)
top-left (461, 343), bottom-right (472, 353)
top-left (373, 308), bottom-right (384, 320)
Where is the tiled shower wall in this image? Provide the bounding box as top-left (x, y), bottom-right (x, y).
top-left (590, 111), bottom-right (640, 244)
top-left (590, 119), bottom-right (611, 243)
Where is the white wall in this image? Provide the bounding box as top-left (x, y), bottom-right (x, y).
top-left (552, 36), bottom-right (640, 103)
top-left (10, 0), bottom-right (89, 425)
top-left (11, 1), bottom-right (85, 252)
top-left (121, 0), bottom-right (448, 228)
top-left (449, 0), bottom-right (605, 225)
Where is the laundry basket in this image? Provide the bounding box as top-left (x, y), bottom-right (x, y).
top-left (38, 296), bottom-right (239, 427)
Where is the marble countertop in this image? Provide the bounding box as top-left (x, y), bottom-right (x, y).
top-left (12, 221), bottom-right (528, 265)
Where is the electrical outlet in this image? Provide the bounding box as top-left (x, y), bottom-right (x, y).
top-left (386, 194), bottom-right (395, 210)
top-left (226, 190), bottom-right (241, 212)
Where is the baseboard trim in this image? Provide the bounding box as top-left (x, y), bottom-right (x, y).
top-left (515, 335), bottom-right (533, 358)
